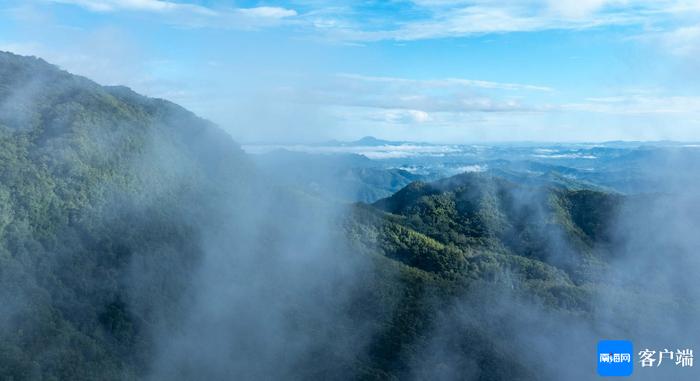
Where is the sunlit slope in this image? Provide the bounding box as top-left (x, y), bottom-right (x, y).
top-left (362, 173), bottom-right (622, 281)
top-left (341, 173), bottom-right (625, 322)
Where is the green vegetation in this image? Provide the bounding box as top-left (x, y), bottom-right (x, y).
top-left (367, 173), bottom-right (620, 280)
top-left (0, 52), bottom-right (250, 380)
top-left (0, 52), bottom-right (692, 380)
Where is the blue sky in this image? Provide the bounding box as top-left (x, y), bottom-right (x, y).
top-left (1, 0), bottom-right (700, 142)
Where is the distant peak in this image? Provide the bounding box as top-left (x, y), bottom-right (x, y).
top-left (352, 136), bottom-right (399, 146)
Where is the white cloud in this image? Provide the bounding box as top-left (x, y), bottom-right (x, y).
top-left (546, 0), bottom-right (611, 18)
top-left (237, 6), bottom-right (297, 19)
top-left (563, 95), bottom-right (700, 114)
top-left (659, 25), bottom-right (700, 57)
top-left (49, 0), bottom-right (215, 14)
top-left (452, 164), bottom-right (487, 174)
top-left (311, 0), bottom-right (698, 42)
top-left (46, 0), bottom-right (298, 28)
top-left (304, 73), bottom-right (545, 115)
top-left (374, 109), bottom-right (431, 124)
top-left (337, 74), bottom-right (553, 92)
top-left (0, 31), bottom-right (190, 103)
top-left (409, 109), bottom-right (431, 123)
top-left (42, 0), bottom-right (700, 43)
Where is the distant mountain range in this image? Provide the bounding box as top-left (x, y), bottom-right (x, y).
top-left (246, 135), bottom-right (700, 198)
top-left (321, 136), bottom-right (405, 146)
top-left (258, 135), bottom-right (700, 148)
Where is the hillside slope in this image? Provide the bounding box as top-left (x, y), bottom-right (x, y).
top-left (369, 173), bottom-right (621, 281)
top-left (0, 51), bottom-right (255, 379)
top-left (1, 52), bottom-right (696, 381)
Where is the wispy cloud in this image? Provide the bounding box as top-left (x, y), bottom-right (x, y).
top-left (563, 94), bottom-right (700, 114)
top-left (648, 25), bottom-right (700, 60)
top-left (237, 6), bottom-right (297, 19)
top-left (42, 0), bottom-right (700, 42)
top-left (337, 74), bottom-right (554, 92)
top-left (48, 0), bottom-right (215, 14)
top-left (8, 0), bottom-right (700, 141)
top-left (314, 74), bottom-right (700, 129)
top-left (294, 73), bottom-right (547, 116)
top-left (47, 0), bottom-right (298, 28)
top-left (305, 0), bottom-right (700, 42)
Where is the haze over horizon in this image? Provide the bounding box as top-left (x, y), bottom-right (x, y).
top-left (242, 135), bottom-right (700, 146)
top-left (1, 0), bottom-right (700, 143)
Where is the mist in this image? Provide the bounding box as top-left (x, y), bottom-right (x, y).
top-left (2, 1), bottom-right (700, 380)
top-left (404, 152), bottom-right (700, 380)
top-left (2, 50), bottom-right (700, 381)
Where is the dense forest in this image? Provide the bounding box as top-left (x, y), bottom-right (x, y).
top-left (1, 52), bottom-right (698, 380)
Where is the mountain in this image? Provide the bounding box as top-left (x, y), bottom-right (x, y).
top-left (340, 172), bottom-right (699, 379)
top-left (364, 172), bottom-right (622, 281)
top-left (1, 52), bottom-right (697, 381)
top-left (0, 51), bottom-right (257, 379)
top-left (374, 173), bottom-right (621, 262)
top-left (351, 136), bottom-right (396, 146)
top-left (327, 136), bottom-right (404, 146)
top-left (0, 51), bottom-right (448, 380)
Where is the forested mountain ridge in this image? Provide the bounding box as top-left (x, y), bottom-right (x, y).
top-left (1, 52), bottom-right (696, 381)
top-left (340, 172), bottom-right (623, 316)
top-left (368, 173), bottom-right (622, 281)
top-left (0, 51), bottom-right (254, 379)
